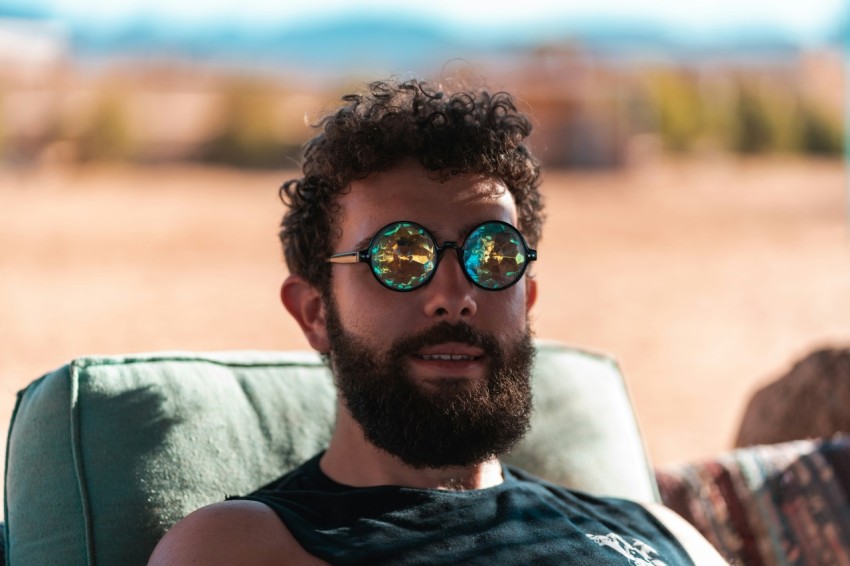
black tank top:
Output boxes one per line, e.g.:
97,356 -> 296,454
234,453 -> 694,565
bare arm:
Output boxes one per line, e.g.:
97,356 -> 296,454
147,500 -> 326,566
642,503 -> 729,565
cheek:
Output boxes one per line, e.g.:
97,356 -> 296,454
331,269 -> 409,337
479,286 -> 529,329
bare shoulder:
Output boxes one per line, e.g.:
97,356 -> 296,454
147,500 -> 327,566
641,502 -> 729,565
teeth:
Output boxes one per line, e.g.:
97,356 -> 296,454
420,354 -> 475,361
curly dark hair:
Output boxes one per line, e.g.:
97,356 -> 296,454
279,78 -> 544,294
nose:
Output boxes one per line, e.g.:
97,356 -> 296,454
421,249 -> 478,320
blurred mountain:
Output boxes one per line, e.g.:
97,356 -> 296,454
0,4 -> 48,19
4,10 -> 832,73
71,15 -> 478,71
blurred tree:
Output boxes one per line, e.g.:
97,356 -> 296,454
200,80 -> 298,168
76,91 -> 133,162
638,67 -> 844,159
0,91 -> 5,162
796,97 -> 844,155
729,79 -> 775,154
647,69 -> 704,153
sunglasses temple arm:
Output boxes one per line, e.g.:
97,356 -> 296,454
327,251 -> 363,264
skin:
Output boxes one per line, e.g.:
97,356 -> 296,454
149,161 -> 726,564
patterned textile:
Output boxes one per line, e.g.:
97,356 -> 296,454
655,435 -> 850,566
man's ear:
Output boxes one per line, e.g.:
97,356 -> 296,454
525,276 -> 538,311
281,274 -> 330,353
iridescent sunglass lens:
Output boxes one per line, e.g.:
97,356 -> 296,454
370,222 -> 436,290
464,223 -> 527,289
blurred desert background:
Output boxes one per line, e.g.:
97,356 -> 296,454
0,0 -> 848,481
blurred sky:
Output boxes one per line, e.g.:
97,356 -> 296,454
1,0 -> 847,45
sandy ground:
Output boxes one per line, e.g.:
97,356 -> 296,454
1,157 -> 848,475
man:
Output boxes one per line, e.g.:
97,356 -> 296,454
149,78 -> 725,564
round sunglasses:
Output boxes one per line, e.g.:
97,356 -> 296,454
328,220 -> 537,292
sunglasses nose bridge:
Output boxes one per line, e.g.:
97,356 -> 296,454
430,240 -> 473,284
434,241 -> 466,266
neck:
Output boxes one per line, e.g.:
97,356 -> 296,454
320,403 -> 504,490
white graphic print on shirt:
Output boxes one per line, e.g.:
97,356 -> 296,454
587,532 -> 669,565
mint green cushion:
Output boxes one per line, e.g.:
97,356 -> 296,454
4,341 -> 657,566
503,341 -> 657,502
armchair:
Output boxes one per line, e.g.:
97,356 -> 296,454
4,340 -> 657,565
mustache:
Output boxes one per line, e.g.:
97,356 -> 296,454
391,322 -> 501,358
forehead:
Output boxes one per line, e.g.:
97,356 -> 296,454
336,162 -> 517,247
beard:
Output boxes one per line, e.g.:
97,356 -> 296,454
324,295 -> 535,469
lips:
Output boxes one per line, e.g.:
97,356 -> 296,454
413,342 -> 484,362
418,354 -> 477,361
